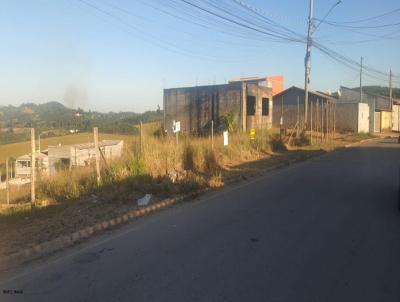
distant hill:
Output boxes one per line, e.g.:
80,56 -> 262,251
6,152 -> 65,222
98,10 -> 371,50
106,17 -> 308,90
0,102 -> 163,144
350,86 -> 400,99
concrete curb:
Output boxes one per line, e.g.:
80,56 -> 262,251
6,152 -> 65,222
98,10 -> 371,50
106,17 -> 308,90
344,137 -> 379,148
0,191 -> 205,271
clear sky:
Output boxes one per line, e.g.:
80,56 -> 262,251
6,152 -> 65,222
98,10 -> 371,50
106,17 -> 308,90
0,0 -> 399,112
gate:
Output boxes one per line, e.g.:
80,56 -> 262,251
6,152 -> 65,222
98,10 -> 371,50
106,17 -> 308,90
374,112 -> 381,133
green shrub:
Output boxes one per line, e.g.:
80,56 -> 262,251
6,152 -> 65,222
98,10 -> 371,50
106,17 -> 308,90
127,156 -> 146,176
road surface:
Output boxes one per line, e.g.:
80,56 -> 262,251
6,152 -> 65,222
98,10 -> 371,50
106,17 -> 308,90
1,138 -> 400,301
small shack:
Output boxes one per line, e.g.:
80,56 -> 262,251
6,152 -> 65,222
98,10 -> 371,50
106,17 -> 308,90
15,152 -> 49,179
47,140 -> 123,175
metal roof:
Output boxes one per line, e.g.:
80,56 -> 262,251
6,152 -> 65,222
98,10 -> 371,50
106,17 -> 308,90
48,140 -> 123,150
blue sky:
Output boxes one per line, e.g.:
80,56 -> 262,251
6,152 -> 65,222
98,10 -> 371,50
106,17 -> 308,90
0,0 -> 399,112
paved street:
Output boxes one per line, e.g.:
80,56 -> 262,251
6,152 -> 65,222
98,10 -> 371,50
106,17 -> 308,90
1,138 -> 400,302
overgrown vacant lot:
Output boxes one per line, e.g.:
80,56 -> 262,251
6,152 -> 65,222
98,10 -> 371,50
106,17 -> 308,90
0,130 -> 374,257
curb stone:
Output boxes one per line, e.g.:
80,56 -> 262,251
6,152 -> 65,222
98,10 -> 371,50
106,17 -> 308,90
0,191 -> 204,272
344,137 -> 379,148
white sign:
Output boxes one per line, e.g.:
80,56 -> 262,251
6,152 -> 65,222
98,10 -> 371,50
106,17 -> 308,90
223,131 -> 228,146
172,120 -> 181,133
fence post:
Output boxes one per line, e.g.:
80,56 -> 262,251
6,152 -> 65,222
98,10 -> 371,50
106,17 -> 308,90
297,96 -> 300,136
333,102 -> 336,140
321,101 -> 324,142
310,102 -> 313,144
93,127 -> 101,186
140,121 -> 143,154
6,158 -> 10,205
31,128 -> 36,207
211,120 -> 214,150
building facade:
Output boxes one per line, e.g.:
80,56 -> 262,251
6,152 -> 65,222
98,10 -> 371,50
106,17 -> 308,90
272,86 -> 337,129
163,81 -> 273,134
337,87 -> 392,133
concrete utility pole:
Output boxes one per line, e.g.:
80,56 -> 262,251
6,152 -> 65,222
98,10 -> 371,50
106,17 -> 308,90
360,57 -> 363,102
303,0 -> 314,129
389,69 -> 393,110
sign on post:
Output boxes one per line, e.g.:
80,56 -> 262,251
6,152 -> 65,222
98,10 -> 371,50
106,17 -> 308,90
172,120 -> 181,133
250,128 -> 255,140
172,120 -> 181,146
223,131 -> 229,146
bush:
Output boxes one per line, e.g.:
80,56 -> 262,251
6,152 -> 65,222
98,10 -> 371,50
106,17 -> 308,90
269,134 -> 287,152
203,149 -> 219,174
293,132 -> 310,146
183,144 -> 196,171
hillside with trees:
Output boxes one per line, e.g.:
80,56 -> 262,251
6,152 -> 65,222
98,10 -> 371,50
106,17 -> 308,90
0,102 -> 162,144
350,86 -> 400,99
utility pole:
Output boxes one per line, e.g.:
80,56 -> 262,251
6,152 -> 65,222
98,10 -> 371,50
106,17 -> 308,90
389,69 -> 393,110
360,57 -> 363,102
304,0 -> 314,129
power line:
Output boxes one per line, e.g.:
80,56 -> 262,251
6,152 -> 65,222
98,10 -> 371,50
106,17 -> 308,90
322,7 -> 400,24
314,19 -> 400,29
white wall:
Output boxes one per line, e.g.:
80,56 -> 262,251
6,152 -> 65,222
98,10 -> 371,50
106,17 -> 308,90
358,103 -> 370,133
392,105 -> 400,132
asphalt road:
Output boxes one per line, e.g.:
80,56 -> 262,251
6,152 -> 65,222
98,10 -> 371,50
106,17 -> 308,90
1,138 -> 400,302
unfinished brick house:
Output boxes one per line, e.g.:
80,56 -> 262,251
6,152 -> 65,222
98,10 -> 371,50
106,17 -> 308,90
163,78 -> 273,134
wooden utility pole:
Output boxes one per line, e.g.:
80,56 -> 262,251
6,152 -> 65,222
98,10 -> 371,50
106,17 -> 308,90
31,128 -> 36,207
93,127 -> 101,186
211,120 -> 214,150
6,158 -> 10,205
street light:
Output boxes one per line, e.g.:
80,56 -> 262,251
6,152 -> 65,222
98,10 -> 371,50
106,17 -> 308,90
313,1 -> 342,33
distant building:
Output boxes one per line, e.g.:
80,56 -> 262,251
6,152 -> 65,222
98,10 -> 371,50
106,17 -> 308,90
47,140 -> 123,175
164,79 -> 273,133
272,86 -> 337,129
337,87 -> 392,133
15,152 -> 49,179
14,140 -> 124,179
